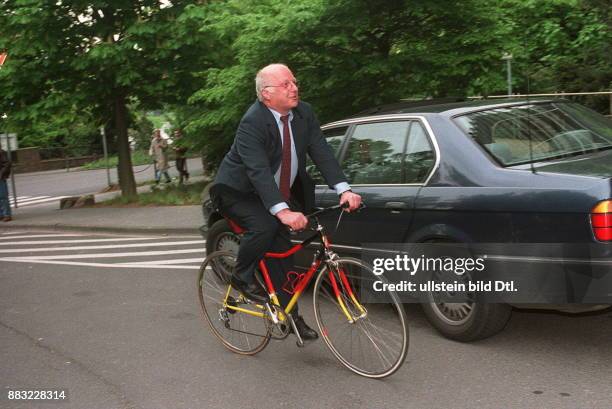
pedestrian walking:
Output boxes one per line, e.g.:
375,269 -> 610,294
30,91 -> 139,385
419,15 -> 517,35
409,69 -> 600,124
0,146 -> 12,222
149,129 -> 171,184
173,129 -> 190,184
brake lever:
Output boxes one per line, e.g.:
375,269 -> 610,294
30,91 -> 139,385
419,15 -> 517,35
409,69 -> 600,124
334,208 -> 345,233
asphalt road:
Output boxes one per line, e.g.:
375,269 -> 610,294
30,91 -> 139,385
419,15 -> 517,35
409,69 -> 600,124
11,158 -> 205,199
1,230 -> 611,409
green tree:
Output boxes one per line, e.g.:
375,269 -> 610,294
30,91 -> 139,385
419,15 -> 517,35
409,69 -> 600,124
498,0 -> 611,109
179,0 -> 508,169
0,0 -> 197,197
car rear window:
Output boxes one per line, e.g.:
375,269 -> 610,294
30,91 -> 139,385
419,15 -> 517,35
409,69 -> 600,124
454,102 -> 612,166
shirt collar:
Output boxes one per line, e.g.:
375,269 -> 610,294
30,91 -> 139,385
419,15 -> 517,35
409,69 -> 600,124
267,107 -> 293,124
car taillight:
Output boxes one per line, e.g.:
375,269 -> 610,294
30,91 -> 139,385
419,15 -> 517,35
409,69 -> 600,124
591,200 -> 612,241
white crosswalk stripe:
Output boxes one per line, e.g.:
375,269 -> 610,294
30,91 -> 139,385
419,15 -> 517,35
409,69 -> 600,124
0,231 -> 208,270
0,233 -> 86,240
0,237 -> 160,245
0,240 -> 206,253
10,195 -> 69,208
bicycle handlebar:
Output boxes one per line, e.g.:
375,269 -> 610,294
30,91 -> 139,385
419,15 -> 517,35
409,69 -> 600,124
306,202 -> 365,219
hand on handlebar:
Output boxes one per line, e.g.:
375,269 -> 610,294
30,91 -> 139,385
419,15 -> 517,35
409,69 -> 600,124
276,209 -> 308,231
339,190 -> 362,212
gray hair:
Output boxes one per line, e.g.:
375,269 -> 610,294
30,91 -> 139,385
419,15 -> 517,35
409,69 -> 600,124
255,72 -> 266,101
255,63 -> 290,101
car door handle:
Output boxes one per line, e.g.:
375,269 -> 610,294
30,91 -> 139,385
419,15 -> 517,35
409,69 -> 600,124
385,201 -> 409,210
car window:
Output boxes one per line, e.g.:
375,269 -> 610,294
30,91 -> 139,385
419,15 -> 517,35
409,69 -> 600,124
343,121 -> 411,184
307,126 -> 348,185
454,102 -> 612,166
404,122 -> 435,183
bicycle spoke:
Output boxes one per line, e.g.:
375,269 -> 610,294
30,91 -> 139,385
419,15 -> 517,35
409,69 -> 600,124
198,251 -> 270,355
314,258 -> 408,378
356,320 -> 393,369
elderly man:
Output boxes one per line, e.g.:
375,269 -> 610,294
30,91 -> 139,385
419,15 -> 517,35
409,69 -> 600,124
210,63 -> 361,340
149,129 -> 171,184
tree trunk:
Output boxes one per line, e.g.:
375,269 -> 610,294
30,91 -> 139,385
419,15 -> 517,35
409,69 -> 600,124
114,94 -> 137,198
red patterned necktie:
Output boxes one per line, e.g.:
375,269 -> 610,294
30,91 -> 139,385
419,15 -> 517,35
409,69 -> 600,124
279,115 -> 291,201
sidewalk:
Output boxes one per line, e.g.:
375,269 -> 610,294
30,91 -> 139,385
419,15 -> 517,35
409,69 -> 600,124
1,180 -> 208,236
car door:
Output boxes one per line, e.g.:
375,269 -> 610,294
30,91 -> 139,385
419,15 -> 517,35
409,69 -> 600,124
330,120 -> 437,252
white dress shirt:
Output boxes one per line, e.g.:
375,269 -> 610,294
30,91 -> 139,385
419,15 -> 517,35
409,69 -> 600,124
267,108 -> 351,215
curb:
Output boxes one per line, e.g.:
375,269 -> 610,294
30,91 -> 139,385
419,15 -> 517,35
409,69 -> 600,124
1,223 -> 201,236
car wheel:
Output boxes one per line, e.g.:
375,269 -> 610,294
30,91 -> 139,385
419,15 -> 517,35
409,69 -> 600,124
421,300 -> 511,342
419,239 -> 512,341
206,219 -> 241,256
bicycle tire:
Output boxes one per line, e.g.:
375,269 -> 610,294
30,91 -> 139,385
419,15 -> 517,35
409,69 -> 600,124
197,250 -> 270,355
313,257 -> 409,378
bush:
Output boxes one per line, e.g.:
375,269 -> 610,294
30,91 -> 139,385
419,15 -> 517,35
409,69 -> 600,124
100,180 -> 209,206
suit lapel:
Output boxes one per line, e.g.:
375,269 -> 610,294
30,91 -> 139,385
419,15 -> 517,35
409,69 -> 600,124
258,101 -> 280,148
291,107 -> 306,166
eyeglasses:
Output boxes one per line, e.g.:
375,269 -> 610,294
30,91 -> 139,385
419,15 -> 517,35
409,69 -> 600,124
263,79 -> 299,90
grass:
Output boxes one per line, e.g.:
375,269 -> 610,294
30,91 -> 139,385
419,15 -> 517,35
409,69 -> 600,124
98,180 -> 210,207
81,151 -> 152,170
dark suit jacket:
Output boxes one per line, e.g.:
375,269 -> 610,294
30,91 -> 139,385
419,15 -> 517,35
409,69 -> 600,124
214,100 -> 347,212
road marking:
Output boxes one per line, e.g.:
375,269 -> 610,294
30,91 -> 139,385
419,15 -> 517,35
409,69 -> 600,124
0,232 -> 209,270
7,248 -> 205,260
0,234 -> 85,241
0,237 -> 160,246
16,195 -> 50,202
0,239 -> 206,254
121,257 -> 205,265
18,196 -> 69,206
10,195 -> 69,207
0,258 -> 200,270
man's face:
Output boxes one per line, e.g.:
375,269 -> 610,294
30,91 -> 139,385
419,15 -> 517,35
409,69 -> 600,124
262,66 -> 299,114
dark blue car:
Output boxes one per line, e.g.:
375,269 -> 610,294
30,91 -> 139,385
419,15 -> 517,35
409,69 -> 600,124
202,98 -> 612,341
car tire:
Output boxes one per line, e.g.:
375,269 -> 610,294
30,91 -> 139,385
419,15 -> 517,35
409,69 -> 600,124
421,301 -> 512,342
206,219 -> 241,256
419,239 -> 512,342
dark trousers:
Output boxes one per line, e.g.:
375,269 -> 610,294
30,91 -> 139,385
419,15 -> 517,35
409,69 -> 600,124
0,179 -> 11,217
176,158 -> 189,183
212,187 -> 297,312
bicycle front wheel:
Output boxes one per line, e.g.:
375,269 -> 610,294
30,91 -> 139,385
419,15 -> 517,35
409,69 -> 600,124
197,250 -> 270,355
313,257 -> 409,378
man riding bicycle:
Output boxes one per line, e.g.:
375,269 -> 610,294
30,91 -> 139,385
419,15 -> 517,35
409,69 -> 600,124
210,63 -> 361,341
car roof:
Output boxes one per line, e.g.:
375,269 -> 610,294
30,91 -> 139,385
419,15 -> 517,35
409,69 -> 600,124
351,97 -> 560,117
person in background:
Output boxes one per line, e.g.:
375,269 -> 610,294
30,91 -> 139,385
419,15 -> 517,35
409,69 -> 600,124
0,146 -> 12,222
173,129 -> 190,184
149,129 -> 171,184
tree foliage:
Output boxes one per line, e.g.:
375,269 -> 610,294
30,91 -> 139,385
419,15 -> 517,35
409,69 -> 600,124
1,0 -> 610,179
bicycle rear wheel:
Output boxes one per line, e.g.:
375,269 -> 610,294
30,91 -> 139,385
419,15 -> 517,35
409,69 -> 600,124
197,250 -> 270,355
313,257 -> 409,378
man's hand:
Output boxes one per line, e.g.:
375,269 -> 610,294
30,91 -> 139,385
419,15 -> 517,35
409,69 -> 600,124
339,190 -> 362,212
276,209 -> 308,231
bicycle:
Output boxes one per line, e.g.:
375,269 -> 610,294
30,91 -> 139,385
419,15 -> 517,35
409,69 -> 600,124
197,204 -> 409,378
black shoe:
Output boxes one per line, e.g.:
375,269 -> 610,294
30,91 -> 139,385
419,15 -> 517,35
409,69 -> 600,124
230,275 -> 268,303
291,315 -> 319,341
